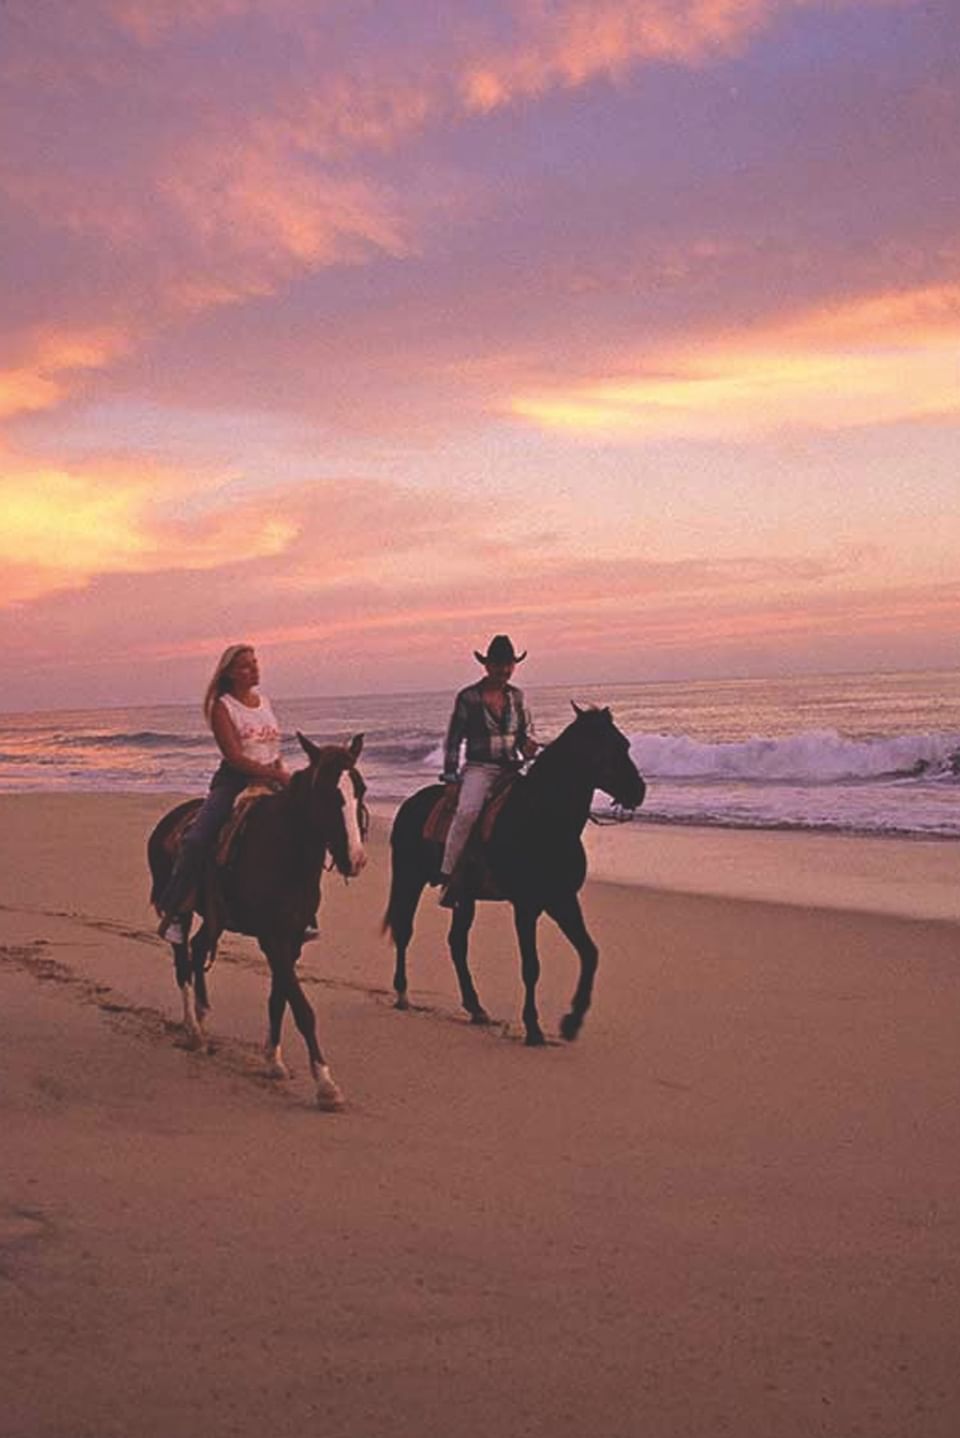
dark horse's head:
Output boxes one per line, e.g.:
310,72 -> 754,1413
292,731 -> 368,878
567,703 -> 645,811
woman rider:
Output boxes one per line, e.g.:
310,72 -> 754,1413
156,644 -> 290,943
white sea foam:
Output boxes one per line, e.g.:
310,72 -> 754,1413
626,728 -> 960,784
1,671 -> 959,840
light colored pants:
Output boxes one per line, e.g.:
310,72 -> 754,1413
441,763 -> 503,877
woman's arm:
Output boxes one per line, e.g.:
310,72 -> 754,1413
211,700 -> 290,786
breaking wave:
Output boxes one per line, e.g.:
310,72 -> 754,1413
628,729 -> 960,784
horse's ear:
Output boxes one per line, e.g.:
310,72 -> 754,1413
348,733 -> 364,761
571,701 -> 584,716
297,730 -> 323,764
602,707 -> 612,721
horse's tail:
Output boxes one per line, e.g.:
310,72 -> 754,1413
147,818 -> 171,912
381,868 -> 405,939
147,799 -> 202,913
381,786 -> 441,942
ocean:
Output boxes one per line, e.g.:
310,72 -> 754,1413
1,668 -> 959,841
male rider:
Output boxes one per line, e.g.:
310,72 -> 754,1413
439,635 -> 539,900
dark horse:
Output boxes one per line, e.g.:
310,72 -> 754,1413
147,732 -> 367,1108
383,706 -> 645,1045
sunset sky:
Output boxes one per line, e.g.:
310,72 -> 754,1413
2,0 -> 958,710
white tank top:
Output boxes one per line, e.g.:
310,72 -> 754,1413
218,692 -> 281,766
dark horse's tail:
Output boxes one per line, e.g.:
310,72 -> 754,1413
381,784 -> 443,939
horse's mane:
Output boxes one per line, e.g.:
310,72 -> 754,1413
288,743 -> 353,791
529,706 -> 614,770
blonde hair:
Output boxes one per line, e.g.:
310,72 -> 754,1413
203,644 -> 254,728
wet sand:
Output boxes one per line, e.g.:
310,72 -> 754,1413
2,793 -> 959,1438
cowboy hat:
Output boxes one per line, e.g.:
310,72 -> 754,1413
474,634 -> 527,665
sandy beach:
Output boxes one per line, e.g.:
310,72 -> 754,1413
2,793 -> 960,1438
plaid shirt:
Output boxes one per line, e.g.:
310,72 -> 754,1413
441,682 -> 535,781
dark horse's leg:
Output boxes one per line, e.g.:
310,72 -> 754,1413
385,854 -> 428,1011
263,937 -> 291,1078
546,892 -> 599,1041
447,897 -> 490,1024
384,786 -> 445,1011
262,935 -> 344,1109
513,902 -> 546,1047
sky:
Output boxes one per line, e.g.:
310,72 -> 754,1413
1,0 -> 959,710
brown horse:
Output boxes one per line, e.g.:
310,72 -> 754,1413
147,732 -> 367,1108
383,706 -> 645,1045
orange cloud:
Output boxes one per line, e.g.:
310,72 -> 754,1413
511,277 -> 960,439
160,141 -> 411,286
461,0 -> 804,112
0,448 -> 503,614
0,455 -> 300,607
105,0 -> 272,42
786,282 -> 960,348
0,328 -> 128,421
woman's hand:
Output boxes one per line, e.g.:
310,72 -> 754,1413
268,760 -> 292,788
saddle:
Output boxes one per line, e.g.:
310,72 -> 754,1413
215,784 -> 274,866
164,785 -> 272,869
422,773 -> 516,848
424,773 -> 517,902
155,786 -> 273,951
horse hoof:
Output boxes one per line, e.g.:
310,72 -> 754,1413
469,1008 -> 491,1026
524,1028 -> 546,1047
184,1028 -> 204,1051
559,1013 -> 582,1042
394,994 -> 410,1011
315,1066 -> 345,1111
264,1046 -> 290,1079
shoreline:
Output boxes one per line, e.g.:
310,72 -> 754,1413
582,818 -> 960,924
1,789 -> 957,924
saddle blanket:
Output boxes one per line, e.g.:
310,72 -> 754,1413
422,775 -> 516,847
216,784 -> 273,866
162,784 -> 272,871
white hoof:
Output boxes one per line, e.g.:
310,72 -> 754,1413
314,1065 -> 345,1111
263,1044 -> 290,1079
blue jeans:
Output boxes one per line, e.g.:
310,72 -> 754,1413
158,764 -> 248,917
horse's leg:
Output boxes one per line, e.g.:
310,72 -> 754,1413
546,892 -> 599,1041
386,858 -> 427,1011
171,928 -> 204,1050
263,939 -> 344,1109
447,897 -> 489,1023
513,903 -> 546,1047
188,921 -> 216,1049
263,945 -> 291,1079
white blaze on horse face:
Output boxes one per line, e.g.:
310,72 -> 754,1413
339,768 -> 366,875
